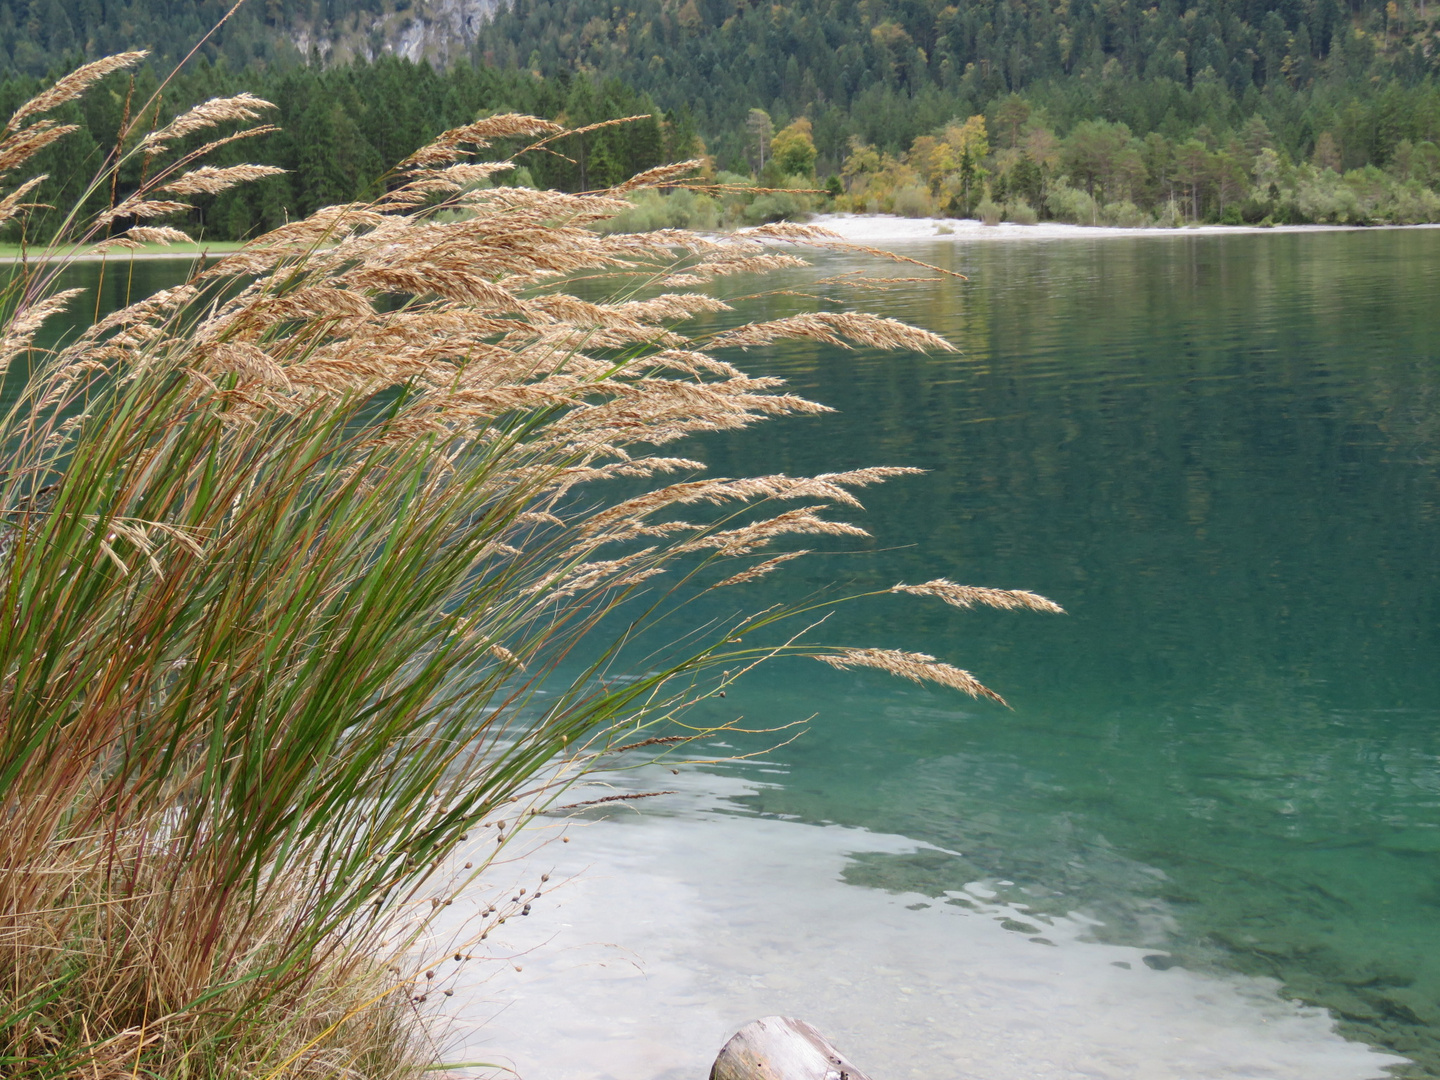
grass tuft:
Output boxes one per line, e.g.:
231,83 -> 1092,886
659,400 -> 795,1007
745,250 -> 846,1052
0,56 -> 1057,1077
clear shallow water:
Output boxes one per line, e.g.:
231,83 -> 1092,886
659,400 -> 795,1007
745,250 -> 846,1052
435,768 -> 1405,1080
34,233 -> 1440,1076
668,230 -> 1440,1075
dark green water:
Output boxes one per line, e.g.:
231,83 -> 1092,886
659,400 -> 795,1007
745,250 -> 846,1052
679,229 -> 1440,1076
40,232 -> 1440,1072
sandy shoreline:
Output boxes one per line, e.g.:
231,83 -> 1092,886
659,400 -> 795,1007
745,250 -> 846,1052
0,248 -> 233,265
6,216 -> 1435,266
802,212 -> 1440,245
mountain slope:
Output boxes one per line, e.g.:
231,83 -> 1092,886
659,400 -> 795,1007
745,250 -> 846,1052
474,0 -> 1439,163
0,0 -> 501,76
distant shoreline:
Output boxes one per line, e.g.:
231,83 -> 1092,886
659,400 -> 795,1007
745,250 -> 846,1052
0,246 -> 239,266
800,213 -> 1440,245
8,218 -> 1437,270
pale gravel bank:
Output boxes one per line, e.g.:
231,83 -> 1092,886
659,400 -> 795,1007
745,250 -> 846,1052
0,248 -> 236,265
801,212 -> 1440,246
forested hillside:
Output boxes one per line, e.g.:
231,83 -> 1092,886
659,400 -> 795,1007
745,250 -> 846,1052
2,0 -> 335,75
0,56 -> 676,241
470,0 -> 1440,224
3,0 -> 1440,233
0,0 -> 509,74
476,0 -> 1440,169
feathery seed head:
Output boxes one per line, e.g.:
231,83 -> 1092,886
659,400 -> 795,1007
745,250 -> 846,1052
817,648 -> 1008,705
890,579 -> 1064,613
6,51 -> 147,132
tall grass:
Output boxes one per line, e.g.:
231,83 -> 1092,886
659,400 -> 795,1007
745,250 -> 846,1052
0,54 -> 1058,1077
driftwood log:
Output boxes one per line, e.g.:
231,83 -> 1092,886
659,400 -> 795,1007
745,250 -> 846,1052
709,1016 -> 875,1080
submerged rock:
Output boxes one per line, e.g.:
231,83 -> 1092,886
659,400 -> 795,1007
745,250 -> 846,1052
711,1017 -> 873,1080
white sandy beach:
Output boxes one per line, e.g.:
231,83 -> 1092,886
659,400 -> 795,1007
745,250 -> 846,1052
9,215 -> 1434,266
0,247 -> 237,265
802,212 -> 1440,246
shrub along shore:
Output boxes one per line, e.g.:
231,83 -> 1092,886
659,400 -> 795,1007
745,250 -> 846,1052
593,111 -> 1440,234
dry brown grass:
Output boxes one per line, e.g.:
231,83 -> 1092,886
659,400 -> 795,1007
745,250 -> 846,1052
0,54 -> 1058,1078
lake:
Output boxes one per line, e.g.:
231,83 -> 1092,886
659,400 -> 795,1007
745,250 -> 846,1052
45,229 -> 1440,1078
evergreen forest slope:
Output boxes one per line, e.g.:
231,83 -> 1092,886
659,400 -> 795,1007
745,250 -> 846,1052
2,0 -> 1440,234
0,0 -> 507,75
477,0 -> 1440,172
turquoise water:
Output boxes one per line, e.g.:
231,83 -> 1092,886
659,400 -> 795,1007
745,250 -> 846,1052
675,229 -> 1440,1075
35,232 -> 1440,1073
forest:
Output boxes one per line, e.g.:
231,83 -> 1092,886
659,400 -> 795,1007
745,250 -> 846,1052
0,0 -> 378,76
2,0 -> 1440,235
477,0 -> 1440,223
0,56 -> 681,241
475,0 -> 1440,167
